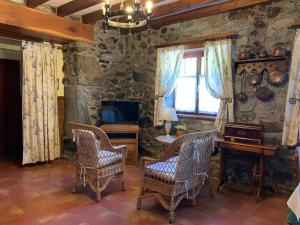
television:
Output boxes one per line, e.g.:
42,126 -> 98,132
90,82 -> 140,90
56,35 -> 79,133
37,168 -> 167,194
100,101 -> 139,125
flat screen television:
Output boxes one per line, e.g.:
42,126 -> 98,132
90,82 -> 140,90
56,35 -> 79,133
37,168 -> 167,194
100,101 -> 139,125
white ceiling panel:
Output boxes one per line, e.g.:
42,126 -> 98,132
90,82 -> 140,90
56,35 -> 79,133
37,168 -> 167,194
73,0 -> 123,16
73,4 -> 103,16
46,0 -> 72,7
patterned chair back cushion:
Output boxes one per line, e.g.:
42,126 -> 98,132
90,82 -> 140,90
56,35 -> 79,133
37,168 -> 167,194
175,141 -> 195,182
175,131 -> 215,182
73,129 -> 100,168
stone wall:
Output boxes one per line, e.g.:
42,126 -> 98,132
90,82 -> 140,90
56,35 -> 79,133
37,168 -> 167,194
63,0 -> 300,194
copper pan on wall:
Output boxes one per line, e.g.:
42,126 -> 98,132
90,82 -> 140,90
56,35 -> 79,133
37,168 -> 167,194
256,86 -> 274,101
267,70 -> 286,86
255,70 -> 274,102
246,69 -> 262,86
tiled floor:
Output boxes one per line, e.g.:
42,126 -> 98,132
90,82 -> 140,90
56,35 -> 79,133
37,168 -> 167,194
0,160 -> 288,225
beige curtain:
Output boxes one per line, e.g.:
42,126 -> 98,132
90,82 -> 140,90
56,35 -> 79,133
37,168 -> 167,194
204,39 -> 234,133
22,42 -> 60,165
154,46 -> 184,126
282,30 -> 300,146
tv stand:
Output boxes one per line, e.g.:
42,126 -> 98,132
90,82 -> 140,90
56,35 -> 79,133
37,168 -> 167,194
100,124 -> 139,165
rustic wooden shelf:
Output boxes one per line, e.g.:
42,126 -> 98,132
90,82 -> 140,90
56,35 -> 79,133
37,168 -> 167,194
235,56 -> 288,64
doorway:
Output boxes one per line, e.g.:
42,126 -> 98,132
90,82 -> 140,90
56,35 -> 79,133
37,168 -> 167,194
0,59 -> 22,162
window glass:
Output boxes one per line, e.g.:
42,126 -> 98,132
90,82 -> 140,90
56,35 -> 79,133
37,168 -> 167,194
174,50 -> 220,116
198,76 -> 220,113
201,56 -> 205,75
184,58 -> 197,76
175,77 -> 196,112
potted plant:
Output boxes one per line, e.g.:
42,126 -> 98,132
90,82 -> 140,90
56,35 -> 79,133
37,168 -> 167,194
174,124 -> 187,137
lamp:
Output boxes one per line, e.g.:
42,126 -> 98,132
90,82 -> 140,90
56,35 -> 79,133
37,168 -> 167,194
102,0 -> 153,34
160,108 -> 178,136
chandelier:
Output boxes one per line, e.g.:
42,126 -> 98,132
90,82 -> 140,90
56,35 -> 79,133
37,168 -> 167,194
102,0 -> 153,33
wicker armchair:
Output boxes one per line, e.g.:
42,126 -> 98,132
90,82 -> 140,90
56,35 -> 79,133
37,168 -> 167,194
137,130 -> 216,223
69,122 -> 127,201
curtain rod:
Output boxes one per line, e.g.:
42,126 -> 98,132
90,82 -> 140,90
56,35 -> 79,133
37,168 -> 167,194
155,32 -> 239,49
22,40 -> 62,50
0,36 -> 62,50
288,18 -> 300,29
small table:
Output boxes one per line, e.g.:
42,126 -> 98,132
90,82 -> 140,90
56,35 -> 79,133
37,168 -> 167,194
155,135 -> 177,145
215,136 -> 279,202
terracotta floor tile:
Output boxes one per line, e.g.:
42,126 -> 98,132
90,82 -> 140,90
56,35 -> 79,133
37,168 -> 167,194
4,214 -> 41,225
0,205 -> 25,224
43,213 -> 83,225
85,211 -> 127,225
243,216 -> 281,225
0,160 -> 289,225
252,205 -> 287,224
205,207 -> 250,225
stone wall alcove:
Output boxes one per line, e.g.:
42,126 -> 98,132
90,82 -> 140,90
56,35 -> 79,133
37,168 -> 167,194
63,0 -> 300,194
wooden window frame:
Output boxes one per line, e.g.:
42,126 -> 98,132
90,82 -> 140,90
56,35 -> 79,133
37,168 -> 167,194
174,48 -> 217,119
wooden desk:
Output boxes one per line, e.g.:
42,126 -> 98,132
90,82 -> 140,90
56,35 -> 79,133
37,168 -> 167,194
215,136 -> 279,202
155,135 -> 177,145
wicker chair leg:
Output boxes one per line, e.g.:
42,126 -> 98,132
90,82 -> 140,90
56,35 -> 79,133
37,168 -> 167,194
137,195 -> 142,210
121,175 -> 125,191
168,210 -> 174,224
192,198 -> 196,206
72,168 -> 80,193
96,191 -> 101,202
122,165 -> 126,191
72,184 -> 77,193
191,187 -> 196,206
207,179 -> 214,197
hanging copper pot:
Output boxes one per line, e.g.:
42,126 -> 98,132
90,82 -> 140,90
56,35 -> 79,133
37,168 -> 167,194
255,70 -> 274,102
238,50 -> 250,60
267,70 -> 286,86
246,69 -> 262,86
256,87 -> 274,101
236,71 -> 248,103
273,46 -> 286,57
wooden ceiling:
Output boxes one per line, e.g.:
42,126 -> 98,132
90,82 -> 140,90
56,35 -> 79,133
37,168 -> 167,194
27,0 -> 276,29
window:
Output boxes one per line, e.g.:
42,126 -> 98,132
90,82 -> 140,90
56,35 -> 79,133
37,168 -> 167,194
174,49 -> 220,116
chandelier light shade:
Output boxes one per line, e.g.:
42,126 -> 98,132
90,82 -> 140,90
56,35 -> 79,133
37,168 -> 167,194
103,0 -> 153,33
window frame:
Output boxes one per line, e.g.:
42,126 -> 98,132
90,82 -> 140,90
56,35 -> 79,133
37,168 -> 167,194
174,48 -> 218,119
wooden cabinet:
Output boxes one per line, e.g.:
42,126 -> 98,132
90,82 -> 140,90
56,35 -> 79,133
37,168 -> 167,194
100,124 -> 139,165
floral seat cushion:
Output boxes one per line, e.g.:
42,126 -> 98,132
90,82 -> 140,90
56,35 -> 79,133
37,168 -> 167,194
98,150 -> 122,168
145,156 -> 179,182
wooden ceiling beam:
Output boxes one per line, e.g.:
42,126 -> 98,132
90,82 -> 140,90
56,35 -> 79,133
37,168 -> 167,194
27,0 -> 49,8
82,0 -> 164,24
0,1 -> 94,44
148,0 -> 275,28
82,10 -> 102,24
57,0 -> 104,17
153,0 -> 225,19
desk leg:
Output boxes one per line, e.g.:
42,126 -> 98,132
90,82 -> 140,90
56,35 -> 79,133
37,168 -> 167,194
257,153 -> 264,202
217,147 -> 227,191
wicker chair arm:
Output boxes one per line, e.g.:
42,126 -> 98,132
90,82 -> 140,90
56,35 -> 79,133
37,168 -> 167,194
112,145 -> 128,155
140,156 -> 161,169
